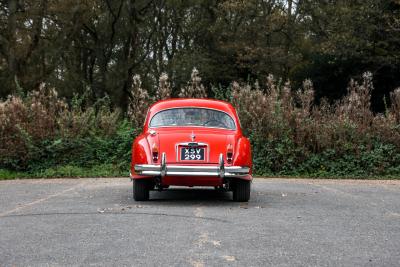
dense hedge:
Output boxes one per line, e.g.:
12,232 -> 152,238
0,121 -> 134,178
251,136 -> 400,178
1,71 -> 399,179
1,123 -> 399,179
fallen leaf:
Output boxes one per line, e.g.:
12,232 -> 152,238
222,255 -> 236,262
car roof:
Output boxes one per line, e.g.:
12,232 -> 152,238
148,98 -> 236,115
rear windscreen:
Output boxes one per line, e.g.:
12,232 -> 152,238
150,108 -> 236,130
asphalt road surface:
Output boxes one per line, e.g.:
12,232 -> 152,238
0,178 -> 399,267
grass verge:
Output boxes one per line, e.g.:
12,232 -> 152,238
1,167 -> 399,180
0,164 -> 129,180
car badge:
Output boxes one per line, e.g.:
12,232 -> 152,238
191,131 -> 196,141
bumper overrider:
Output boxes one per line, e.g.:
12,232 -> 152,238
134,153 -> 250,178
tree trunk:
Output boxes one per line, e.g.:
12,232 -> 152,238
284,0 -> 293,79
8,0 -> 17,92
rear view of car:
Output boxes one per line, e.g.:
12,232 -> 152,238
130,99 -> 252,201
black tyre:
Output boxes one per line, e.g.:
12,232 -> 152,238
232,179 -> 251,202
133,179 -> 150,201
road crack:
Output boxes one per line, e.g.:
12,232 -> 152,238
0,181 -> 87,218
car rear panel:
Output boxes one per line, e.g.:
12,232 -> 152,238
146,128 -> 237,165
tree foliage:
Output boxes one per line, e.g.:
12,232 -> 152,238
0,0 -> 399,111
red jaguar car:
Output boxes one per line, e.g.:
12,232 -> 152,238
130,98 -> 252,201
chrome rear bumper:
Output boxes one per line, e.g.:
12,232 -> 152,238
134,153 -> 249,178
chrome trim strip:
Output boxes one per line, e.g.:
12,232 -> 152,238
161,152 -> 167,177
150,125 -> 236,131
177,142 -> 208,146
219,153 -> 225,178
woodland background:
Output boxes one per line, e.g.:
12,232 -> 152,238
0,0 -> 400,178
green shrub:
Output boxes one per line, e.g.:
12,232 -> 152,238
1,71 -> 399,179
251,140 -> 400,178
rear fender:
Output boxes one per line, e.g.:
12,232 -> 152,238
131,135 -> 153,179
232,136 -> 252,178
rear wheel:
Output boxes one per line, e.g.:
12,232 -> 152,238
133,179 -> 150,201
232,179 -> 251,202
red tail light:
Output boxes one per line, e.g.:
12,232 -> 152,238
152,143 -> 159,162
227,144 -> 233,163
